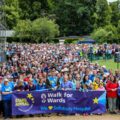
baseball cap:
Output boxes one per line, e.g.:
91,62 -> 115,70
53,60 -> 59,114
4,78 -> 9,82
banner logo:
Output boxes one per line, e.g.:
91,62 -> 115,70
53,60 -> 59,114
41,93 -> 47,103
15,93 -> 34,112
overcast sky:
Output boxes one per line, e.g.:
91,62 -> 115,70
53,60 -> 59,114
108,0 -> 117,2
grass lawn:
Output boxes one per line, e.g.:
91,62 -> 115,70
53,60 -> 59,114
93,59 -> 120,72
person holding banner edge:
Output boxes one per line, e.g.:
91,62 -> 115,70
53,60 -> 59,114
2,78 -> 13,120
106,76 -> 119,114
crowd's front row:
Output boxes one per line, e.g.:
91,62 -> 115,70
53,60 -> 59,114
0,72 -> 120,119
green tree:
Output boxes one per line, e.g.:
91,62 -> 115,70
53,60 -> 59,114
53,0 -> 96,36
117,20 -> 120,43
91,28 -> 107,43
3,0 -> 20,29
4,0 -> 120,44
91,25 -> 118,43
14,20 -> 32,41
104,25 -> 118,43
118,20 -> 120,33
32,17 -> 59,43
95,0 -> 112,28
110,0 -> 120,26
18,0 -> 41,20
18,0 -> 53,20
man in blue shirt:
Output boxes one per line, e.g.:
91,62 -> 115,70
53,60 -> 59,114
47,70 -> 60,90
61,75 -> 73,90
32,75 -> 38,86
2,79 -> 13,120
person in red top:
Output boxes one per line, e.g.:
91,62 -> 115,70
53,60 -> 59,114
106,76 -> 119,114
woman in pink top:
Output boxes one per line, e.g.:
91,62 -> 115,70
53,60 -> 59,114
98,82 -> 105,91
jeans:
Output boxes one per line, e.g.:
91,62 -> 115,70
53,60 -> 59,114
108,98 -> 117,112
3,100 -> 11,119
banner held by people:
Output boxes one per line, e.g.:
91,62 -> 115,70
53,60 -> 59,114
12,90 -> 106,115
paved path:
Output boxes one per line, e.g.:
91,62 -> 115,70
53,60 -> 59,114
0,114 -> 119,120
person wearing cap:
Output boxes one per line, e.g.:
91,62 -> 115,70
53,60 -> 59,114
2,78 -> 13,120
102,65 -> 108,73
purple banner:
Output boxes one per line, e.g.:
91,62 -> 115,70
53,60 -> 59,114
12,90 -> 106,115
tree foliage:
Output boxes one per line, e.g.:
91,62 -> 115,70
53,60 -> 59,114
95,0 -> 112,28
4,0 -> 120,43
117,20 -> 120,40
14,20 -> 32,39
32,17 -> 59,43
91,28 -> 107,43
110,0 -> 120,26
53,0 -> 96,36
18,0 -> 52,20
3,0 -> 20,29
14,17 -> 59,43
91,25 -> 119,43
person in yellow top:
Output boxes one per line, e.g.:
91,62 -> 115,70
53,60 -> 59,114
92,77 -> 101,90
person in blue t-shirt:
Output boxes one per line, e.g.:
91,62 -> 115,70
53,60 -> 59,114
9,77 -> 15,90
61,75 -> 73,90
2,79 -> 13,119
32,76 -> 38,86
47,70 -> 60,90
36,78 -> 47,91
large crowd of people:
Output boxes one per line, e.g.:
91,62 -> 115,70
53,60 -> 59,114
0,43 -> 120,120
